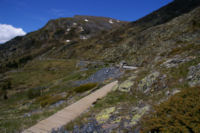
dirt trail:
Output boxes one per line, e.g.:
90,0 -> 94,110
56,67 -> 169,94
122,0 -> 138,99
23,81 -> 118,133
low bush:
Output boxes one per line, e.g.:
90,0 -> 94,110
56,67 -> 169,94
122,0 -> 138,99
40,95 -> 64,107
0,80 -> 12,99
169,43 -> 200,56
0,89 -> 6,99
35,95 -> 51,103
0,80 -> 12,91
141,87 -> 200,133
73,83 -> 97,93
27,88 -> 41,99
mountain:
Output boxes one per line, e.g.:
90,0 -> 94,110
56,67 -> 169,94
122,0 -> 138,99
0,0 -> 200,132
0,16 -> 127,71
1,0 -> 200,70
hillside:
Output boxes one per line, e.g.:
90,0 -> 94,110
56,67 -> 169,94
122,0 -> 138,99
0,0 -> 200,132
0,16 -> 127,72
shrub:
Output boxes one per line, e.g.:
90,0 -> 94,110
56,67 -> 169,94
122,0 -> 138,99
18,55 -> 32,64
27,88 -> 41,99
192,20 -> 200,28
1,80 -> 12,91
141,87 -> 200,133
40,95 -> 64,107
0,89 -> 7,100
35,95 -> 51,103
0,89 -> 3,97
5,60 -> 18,68
0,80 -> 12,100
73,83 -> 97,93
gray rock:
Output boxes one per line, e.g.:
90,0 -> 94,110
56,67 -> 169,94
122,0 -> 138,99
138,72 -> 160,93
24,113 -> 31,117
71,119 -> 105,133
187,63 -> 200,87
75,67 -> 123,85
165,90 -> 170,96
118,75 -> 136,92
162,56 -> 195,68
49,100 -> 65,109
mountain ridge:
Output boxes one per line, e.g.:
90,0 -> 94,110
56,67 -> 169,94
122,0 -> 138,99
1,0 -> 200,72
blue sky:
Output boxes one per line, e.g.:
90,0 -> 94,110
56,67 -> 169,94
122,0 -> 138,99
0,0 -> 173,43
0,0 -> 173,32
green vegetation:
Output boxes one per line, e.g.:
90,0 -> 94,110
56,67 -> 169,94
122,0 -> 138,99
169,43 -> 200,56
39,95 -> 64,107
0,58 -> 101,132
0,79 -> 12,100
161,57 -> 200,90
27,88 -> 41,99
66,83 -> 98,99
141,86 -> 200,133
3,55 -> 33,72
93,91 -> 136,109
192,20 -> 200,29
0,102 -> 61,133
73,83 -> 97,93
0,80 -> 12,91
8,59 -> 77,89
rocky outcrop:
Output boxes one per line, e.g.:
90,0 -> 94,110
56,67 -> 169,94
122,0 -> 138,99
187,63 -> 200,87
95,107 -> 116,124
118,75 -> 136,92
138,72 -> 160,93
162,56 -> 195,68
130,105 -> 150,126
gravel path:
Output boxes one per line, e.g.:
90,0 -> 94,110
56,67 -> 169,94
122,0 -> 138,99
23,81 -> 118,133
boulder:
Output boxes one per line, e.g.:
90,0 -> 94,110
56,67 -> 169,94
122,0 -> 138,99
138,72 -> 160,93
118,75 -> 136,92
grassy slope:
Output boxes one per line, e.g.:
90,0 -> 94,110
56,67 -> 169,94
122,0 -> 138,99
0,58 -> 105,132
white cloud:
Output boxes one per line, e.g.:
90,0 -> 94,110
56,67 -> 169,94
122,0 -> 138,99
0,24 -> 26,44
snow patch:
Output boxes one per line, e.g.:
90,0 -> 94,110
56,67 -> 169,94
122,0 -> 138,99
109,19 -> 114,24
73,23 -> 77,26
66,28 -> 71,32
84,19 -> 89,22
79,27 -> 84,32
66,40 -> 71,43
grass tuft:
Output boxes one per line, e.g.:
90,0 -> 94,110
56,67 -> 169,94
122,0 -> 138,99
36,94 -> 64,107
73,83 -> 98,93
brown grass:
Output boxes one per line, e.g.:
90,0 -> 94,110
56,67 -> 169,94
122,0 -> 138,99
141,86 -> 200,133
